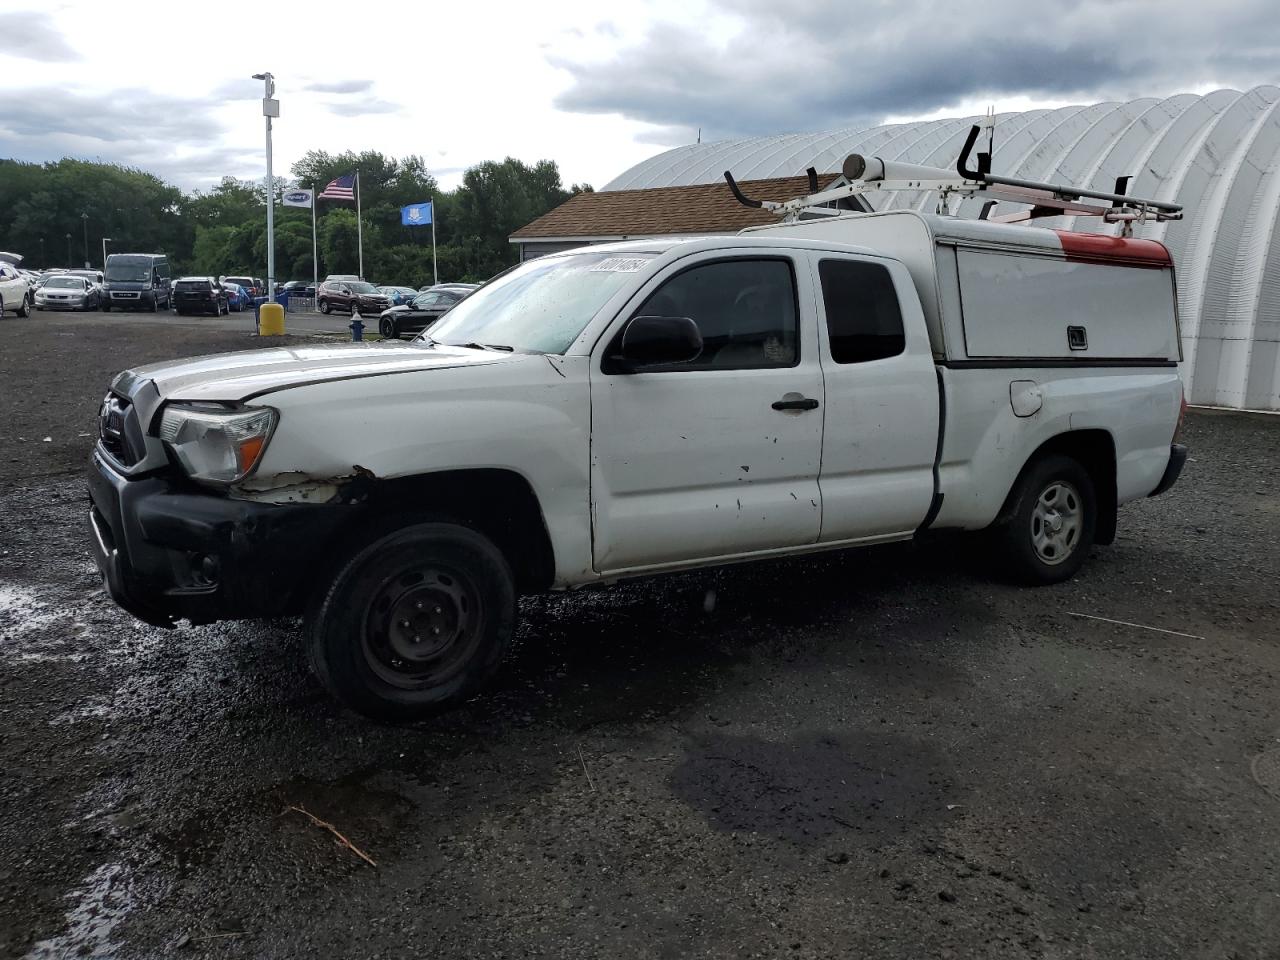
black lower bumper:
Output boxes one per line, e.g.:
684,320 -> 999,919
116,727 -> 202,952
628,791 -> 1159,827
1148,443 -> 1188,498
87,451 -> 353,626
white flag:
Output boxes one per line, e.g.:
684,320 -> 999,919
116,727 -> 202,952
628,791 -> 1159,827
282,188 -> 313,208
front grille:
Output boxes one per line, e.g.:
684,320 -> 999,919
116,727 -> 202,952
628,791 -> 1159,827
98,394 -> 141,466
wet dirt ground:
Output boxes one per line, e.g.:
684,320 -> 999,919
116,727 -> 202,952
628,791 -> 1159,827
2,314 -> 1279,959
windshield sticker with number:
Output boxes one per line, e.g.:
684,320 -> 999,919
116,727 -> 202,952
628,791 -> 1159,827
590,258 -> 648,273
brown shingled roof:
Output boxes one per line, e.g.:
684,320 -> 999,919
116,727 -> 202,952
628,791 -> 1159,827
510,174 -> 840,241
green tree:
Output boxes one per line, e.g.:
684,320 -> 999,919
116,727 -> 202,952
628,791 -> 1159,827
320,208 -> 361,275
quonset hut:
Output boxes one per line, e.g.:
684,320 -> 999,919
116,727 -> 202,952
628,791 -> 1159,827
516,88 -> 1280,411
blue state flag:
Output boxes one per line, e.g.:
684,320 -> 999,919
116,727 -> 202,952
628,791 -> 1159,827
401,201 -> 433,226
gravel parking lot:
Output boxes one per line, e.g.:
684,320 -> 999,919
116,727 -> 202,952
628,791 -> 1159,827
1,312 -> 1278,959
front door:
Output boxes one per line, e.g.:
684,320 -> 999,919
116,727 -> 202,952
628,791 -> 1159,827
590,253 -> 824,573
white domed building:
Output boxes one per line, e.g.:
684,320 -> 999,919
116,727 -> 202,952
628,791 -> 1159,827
513,87 -> 1280,411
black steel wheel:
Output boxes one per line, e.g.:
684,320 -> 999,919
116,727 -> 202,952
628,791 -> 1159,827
306,522 -> 516,720
995,454 -> 1096,585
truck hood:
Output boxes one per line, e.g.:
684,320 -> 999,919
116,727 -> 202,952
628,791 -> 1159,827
114,341 -> 515,403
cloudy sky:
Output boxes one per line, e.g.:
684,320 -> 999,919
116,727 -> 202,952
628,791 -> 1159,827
2,0 -> 1277,194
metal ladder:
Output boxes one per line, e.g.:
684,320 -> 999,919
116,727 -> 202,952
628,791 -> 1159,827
724,117 -> 1183,236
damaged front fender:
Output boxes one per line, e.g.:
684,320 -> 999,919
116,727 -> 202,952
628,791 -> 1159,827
234,465 -> 378,505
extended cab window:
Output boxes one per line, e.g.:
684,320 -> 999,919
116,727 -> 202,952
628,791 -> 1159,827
632,258 -> 798,369
819,259 -> 905,364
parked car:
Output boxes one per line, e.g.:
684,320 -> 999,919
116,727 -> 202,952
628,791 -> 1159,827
223,276 -> 260,298
87,206 -> 1187,720
222,282 -> 252,312
102,253 -> 171,312
280,280 -> 311,297
172,277 -> 229,316
0,260 -> 32,317
376,285 -> 418,307
325,274 -> 361,283
35,275 -> 101,311
67,269 -> 105,287
317,279 -> 390,316
377,284 -> 472,339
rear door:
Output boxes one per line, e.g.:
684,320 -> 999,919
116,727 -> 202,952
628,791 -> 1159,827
589,251 -> 824,573
810,254 -> 940,542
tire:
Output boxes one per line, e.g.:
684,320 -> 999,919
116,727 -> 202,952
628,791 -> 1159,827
150,296 -> 158,313
18,295 -> 31,318
319,299 -> 330,315
995,454 -> 1096,585
379,317 -> 398,339
306,522 -> 516,721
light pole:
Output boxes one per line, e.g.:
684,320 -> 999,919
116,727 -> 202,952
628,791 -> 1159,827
102,237 -> 112,272
253,72 -> 279,300
65,233 -> 71,266
80,212 -> 89,268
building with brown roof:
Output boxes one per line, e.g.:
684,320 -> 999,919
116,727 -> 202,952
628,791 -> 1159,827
509,174 -> 848,261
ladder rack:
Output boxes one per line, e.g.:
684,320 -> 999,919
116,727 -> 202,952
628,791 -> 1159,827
724,119 -> 1182,235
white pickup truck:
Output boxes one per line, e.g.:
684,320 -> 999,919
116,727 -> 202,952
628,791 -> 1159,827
88,209 -> 1187,719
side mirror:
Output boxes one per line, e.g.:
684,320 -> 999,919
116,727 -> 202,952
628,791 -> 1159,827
615,315 -> 702,371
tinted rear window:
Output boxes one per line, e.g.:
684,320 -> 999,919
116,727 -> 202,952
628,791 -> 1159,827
818,259 -> 905,364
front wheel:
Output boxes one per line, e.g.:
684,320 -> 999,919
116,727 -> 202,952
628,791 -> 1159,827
995,454 -> 1096,585
379,317 -> 398,339
306,522 -> 516,721
319,299 -> 330,315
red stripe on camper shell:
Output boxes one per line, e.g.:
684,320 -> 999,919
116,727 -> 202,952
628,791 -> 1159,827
1053,230 -> 1172,268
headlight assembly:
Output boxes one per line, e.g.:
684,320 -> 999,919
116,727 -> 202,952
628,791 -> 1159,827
158,403 -> 277,484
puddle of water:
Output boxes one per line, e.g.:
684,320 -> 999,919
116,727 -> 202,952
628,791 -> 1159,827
23,862 -> 136,960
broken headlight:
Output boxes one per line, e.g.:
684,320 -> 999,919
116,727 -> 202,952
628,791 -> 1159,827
158,403 -> 277,484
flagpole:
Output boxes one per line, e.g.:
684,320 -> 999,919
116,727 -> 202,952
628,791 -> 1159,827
431,198 -> 438,285
356,171 -> 364,280
311,185 -> 318,305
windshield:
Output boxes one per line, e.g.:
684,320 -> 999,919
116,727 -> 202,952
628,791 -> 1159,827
105,258 -> 155,282
426,252 -> 656,353
46,277 -> 84,289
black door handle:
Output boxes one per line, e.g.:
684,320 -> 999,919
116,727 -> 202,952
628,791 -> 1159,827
772,397 -> 820,411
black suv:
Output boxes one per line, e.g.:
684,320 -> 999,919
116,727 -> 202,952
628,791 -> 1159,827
173,277 -> 229,316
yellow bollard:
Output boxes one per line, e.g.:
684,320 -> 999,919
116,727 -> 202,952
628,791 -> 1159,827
259,302 -> 285,336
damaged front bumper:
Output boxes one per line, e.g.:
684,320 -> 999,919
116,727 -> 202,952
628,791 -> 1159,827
87,449 -> 352,626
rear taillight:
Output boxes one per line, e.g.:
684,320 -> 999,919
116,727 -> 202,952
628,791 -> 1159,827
1173,387 -> 1188,443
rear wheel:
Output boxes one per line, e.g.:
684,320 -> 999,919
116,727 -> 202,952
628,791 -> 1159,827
319,299 -> 331,314
306,522 -> 516,721
996,454 -> 1096,585
17,295 -> 31,318
379,316 -> 398,339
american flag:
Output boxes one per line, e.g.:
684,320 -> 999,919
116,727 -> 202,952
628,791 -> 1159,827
319,173 -> 356,201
